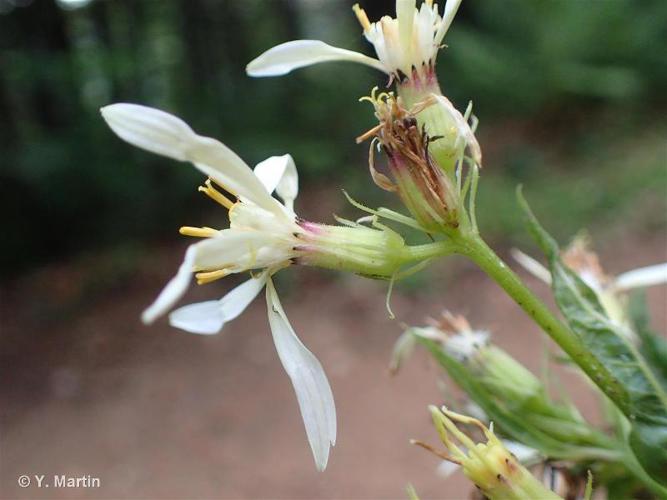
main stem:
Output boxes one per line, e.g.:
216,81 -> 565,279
452,232 -> 630,415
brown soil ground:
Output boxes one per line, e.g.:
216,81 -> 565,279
1,220 -> 665,499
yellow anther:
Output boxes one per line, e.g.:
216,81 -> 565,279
196,269 -> 230,285
179,226 -> 219,238
425,0 -> 433,6
352,4 -> 371,31
198,178 -> 235,209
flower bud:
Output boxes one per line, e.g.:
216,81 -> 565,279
419,407 -> 562,500
399,85 -> 481,173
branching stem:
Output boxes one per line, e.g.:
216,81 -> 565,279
449,232 -> 631,416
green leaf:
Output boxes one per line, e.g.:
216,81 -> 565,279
413,335 -> 612,460
629,291 -> 667,389
517,187 -> 667,486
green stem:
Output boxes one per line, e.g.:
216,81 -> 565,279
452,233 -> 631,416
406,240 -> 456,261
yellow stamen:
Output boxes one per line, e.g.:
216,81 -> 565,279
196,269 -> 230,285
198,178 -> 234,209
425,0 -> 433,6
352,4 -> 371,31
179,226 -> 219,238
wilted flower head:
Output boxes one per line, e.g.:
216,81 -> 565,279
247,0 -> 462,86
357,90 -> 463,232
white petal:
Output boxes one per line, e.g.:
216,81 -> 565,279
169,272 -> 268,334
435,0 -> 463,45
613,263 -> 667,291
100,104 -> 281,215
142,245 -> 196,324
389,330 -> 417,374
168,300 -> 226,335
219,272 -> 269,321
100,103 -> 193,161
265,279 -> 336,471
396,0 -> 415,53
502,440 -> 542,466
444,330 -> 490,361
193,229 -> 288,273
254,154 -> 299,211
436,460 -> 460,478
409,326 -> 449,343
511,248 -> 552,285
246,40 -> 388,77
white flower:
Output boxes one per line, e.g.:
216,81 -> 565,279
511,241 -> 667,335
246,0 -> 463,82
100,103 -> 335,471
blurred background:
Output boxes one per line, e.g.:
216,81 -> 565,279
1,0 -> 665,498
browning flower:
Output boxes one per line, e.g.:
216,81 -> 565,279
358,90 -> 461,232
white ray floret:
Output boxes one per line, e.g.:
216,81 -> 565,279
266,279 -> 336,471
101,103 -> 336,470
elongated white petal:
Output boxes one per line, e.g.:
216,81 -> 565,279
511,248 -> 552,285
613,263 -> 667,291
169,272 -> 268,334
246,40 -> 388,77
254,154 -> 299,211
168,300 -> 226,335
100,104 -> 281,215
435,0 -> 463,46
275,155 -> 299,211
142,245 -> 197,324
193,229 -> 289,273
389,330 -> 417,374
265,279 -> 336,471
219,272 -> 269,321
397,0 -> 416,53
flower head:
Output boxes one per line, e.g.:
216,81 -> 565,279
352,0 -> 462,83
246,0 -> 463,85
101,103 -> 339,470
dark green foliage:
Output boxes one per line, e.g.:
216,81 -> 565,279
630,292 -> 667,390
414,335 -> 612,460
